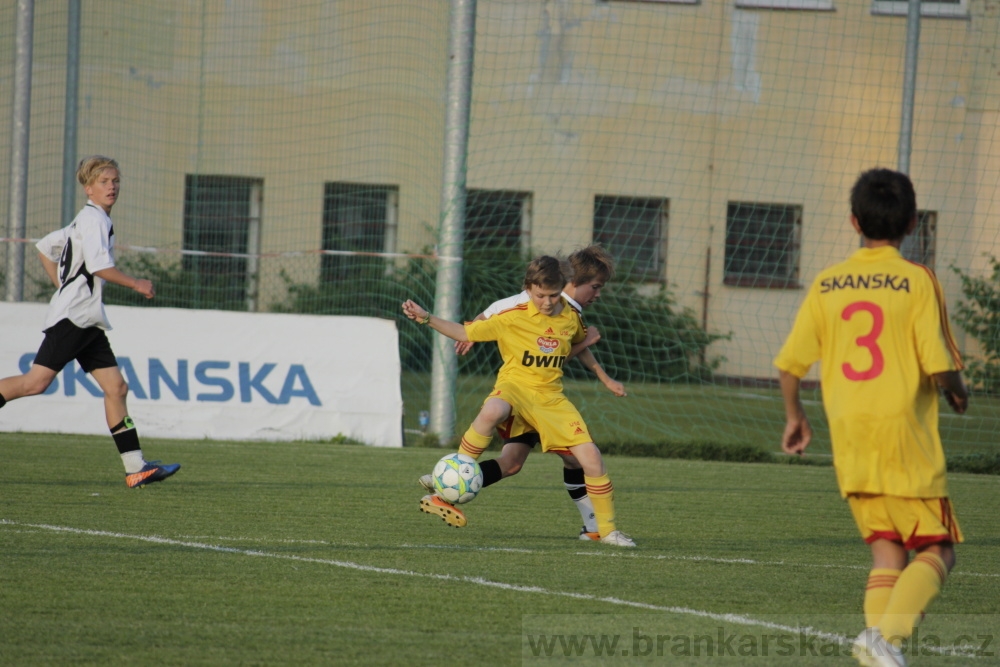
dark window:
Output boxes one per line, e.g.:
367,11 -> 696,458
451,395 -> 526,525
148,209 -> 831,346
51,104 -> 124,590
593,196 -> 667,280
183,175 -> 262,310
724,202 -> 801,288
465,190 -> 531,252
321,183 -> 397,282
901,210 -> 936,269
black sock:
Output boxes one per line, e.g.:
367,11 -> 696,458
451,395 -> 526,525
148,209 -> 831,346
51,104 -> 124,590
480,459 -> 503,487
0,392 -> 6,409
563,467 -> 587,500
112,428 -> 141,455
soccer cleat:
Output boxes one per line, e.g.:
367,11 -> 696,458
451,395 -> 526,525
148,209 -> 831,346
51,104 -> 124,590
852,628 -> 908,667
598,530 -> 636,548
578,526 -> 600,541
418,474 -> 435,493
419,494 -> 467,527
125,461 -> 181,488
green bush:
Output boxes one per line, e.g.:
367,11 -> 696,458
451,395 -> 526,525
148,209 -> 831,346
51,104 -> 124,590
951,257 -> 1000,394
274,251 -> 725,382
569,282 -> 728,383
104,254 -> 249,311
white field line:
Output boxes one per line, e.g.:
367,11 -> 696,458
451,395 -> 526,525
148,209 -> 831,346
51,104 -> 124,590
572,550 -> 1000,578
0,519 -> 985,658
19,526 -> 999,578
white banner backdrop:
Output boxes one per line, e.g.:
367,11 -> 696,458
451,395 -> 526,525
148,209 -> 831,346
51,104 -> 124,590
0,303 -> 403,446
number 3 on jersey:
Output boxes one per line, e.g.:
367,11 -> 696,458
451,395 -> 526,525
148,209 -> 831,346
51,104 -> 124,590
841,301 -> 884,381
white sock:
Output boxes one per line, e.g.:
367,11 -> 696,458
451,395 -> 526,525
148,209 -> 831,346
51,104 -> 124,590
574,495 -> 598,533
120,450 -> 146,474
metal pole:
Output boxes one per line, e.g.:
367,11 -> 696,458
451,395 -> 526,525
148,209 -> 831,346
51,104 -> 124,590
429,0 -> 476,442
898,0 -> 921,174
6,0 -> 34,302
61,0 -> 81,227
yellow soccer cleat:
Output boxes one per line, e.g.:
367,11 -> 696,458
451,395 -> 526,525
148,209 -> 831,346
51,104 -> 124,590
419,494 -> 467,528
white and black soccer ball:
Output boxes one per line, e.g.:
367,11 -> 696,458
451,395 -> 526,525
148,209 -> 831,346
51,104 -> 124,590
432,452 -> 483,504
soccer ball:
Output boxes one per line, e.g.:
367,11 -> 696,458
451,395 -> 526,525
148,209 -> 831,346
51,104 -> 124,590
432,453 -> 483,504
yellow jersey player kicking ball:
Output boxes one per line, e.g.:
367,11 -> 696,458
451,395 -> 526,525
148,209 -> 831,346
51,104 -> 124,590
775,168 -> 967,667
402,255 -> 635,547
419,245 -> 626,542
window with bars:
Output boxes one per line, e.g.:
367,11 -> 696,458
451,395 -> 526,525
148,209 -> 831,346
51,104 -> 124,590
321,183 -> 398,283
871,0 -> 966,17
900,210 -> 937,269
724,202 -> 801,288
593,195 -> 668,281
465,189 -> 532,254
183,175 -> 262,311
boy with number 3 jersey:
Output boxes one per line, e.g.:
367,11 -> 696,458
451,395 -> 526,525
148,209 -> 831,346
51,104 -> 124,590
774,168 -> 967,667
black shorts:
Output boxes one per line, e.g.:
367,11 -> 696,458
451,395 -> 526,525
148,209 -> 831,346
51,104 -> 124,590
503,432 -> 541,448
34,319 -> 118,373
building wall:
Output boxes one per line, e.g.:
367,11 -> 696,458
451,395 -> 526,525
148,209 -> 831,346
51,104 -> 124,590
1,0 -> 995,379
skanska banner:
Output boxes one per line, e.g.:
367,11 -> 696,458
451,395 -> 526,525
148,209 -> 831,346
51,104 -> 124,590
0,303 -> 403,446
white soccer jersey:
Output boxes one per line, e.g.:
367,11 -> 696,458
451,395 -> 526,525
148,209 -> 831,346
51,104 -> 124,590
36,202 -> 116,331
479,290 -> 582,319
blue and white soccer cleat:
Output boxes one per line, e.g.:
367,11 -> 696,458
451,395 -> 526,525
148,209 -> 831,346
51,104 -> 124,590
126,461 -> 181,488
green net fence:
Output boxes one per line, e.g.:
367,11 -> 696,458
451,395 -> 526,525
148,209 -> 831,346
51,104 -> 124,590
2,0 -> 999,460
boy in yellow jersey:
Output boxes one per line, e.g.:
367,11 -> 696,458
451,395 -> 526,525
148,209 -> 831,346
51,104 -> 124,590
774,168 -> 967,667
402,255 -> 635,547
419,245 -> 626,542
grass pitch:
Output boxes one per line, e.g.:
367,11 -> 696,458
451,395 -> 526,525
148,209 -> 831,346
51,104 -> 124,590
1,433 -> 998,665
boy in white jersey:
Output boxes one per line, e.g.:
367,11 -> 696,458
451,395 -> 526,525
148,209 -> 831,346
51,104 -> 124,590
0,156 -> 180,488
403,256 -> 634,547
419,246 -> 625,541
775,168 -> 966,667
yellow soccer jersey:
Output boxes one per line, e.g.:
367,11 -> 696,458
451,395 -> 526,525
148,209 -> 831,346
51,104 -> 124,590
464,297 -> 586,394
774,246 -> 963,498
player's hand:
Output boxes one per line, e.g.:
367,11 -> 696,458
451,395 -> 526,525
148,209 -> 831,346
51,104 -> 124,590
604,378 -> 627,397
455,340 -> 475,355
134,278 -> 155,299
781,415 -> 812,455
943,389 -> 968,415
401,300 -> 429,323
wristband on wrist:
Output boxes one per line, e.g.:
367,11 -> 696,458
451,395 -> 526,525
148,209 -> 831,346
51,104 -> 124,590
419,313 -> 431,325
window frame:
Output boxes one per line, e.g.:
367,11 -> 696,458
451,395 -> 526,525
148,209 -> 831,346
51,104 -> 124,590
870,0 -> 967,18
320,182 -> 399,284
736,0 -> 835,10
464,189 -> 533,256
723,201 -> 802,289
592,194 -> 669,282
900,210 -> 937,269
182,174 -> 263,311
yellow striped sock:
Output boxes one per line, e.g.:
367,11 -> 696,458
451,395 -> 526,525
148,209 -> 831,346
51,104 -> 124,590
458,427 -> 492,460
879,552 -> 947,647
864,568 -> 901,628
584,474 -> 616,537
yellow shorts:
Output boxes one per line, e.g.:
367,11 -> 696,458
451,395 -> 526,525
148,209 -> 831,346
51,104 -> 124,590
488,382 -> 592,452
847,494 -> 963,549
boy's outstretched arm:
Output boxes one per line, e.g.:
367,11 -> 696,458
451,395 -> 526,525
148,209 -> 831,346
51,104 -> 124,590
575,347 -> 626,397
933,370 -> 969,414
401,299 -> 469,342
455,313 -> 486,355
38,253 -> 59,288
94,267 -> 155,299
569,325 -> 601,359
779,369 -> 812,455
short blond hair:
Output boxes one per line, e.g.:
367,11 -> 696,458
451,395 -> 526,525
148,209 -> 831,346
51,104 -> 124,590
76,155 -> 120,186
522,255 -> 567,291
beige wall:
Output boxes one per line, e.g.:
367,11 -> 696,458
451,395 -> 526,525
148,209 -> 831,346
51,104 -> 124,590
1,0 -> 996,378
